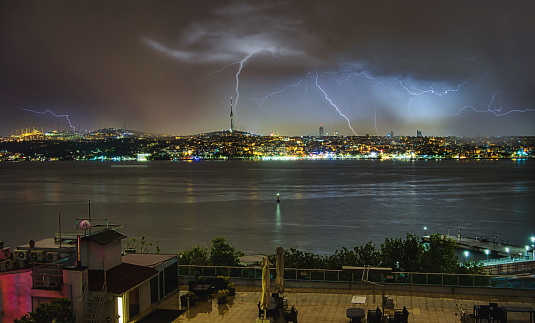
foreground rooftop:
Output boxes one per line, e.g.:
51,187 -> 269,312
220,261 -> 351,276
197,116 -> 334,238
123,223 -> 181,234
133,285 -> 535,323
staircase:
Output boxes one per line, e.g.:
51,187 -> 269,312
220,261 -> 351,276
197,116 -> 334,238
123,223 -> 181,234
79,293 -> 103,323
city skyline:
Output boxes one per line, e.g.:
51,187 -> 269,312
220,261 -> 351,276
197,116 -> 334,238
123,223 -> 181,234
1,1 -> 535,137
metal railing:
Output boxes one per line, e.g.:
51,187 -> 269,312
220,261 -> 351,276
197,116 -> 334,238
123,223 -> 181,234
32,263 -> 63,289
179,265 -> 535,289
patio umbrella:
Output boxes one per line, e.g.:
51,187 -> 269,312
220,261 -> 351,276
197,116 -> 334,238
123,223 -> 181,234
260,257 -> 271,319
274,246 -> 285,294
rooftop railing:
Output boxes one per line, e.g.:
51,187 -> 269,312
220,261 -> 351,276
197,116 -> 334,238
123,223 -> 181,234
179,265 -> 535,290
32,263 -> 63,290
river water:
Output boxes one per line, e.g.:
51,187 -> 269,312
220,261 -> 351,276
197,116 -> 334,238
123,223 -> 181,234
0,160 -> 533,255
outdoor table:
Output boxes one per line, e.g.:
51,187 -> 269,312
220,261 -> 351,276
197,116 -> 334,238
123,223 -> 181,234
351,296 -> 367,307
502,306 -> 535,323
192,285 -> 211,301
346,308 -> 365,322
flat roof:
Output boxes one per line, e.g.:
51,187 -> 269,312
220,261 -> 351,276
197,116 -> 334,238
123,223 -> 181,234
16,238 -> 75,251
122,253 -> 178,268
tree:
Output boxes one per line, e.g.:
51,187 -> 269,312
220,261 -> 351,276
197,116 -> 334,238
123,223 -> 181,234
209,237 -> 244,266
14,298 -> 73,323
180,244 -> 210,265
354,241 -> 380,267
420,234 -> 458,273
380,233 -> 422,272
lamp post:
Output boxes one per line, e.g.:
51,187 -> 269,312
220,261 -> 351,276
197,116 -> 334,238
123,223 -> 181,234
485,249 -> 490,261
526,246 -> 530,259
424,226 -> 427,236
505,247 -> 510,259
447,227 -> 450,238
464,251 -> 469,263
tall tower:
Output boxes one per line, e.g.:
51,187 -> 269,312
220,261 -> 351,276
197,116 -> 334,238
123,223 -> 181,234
230,97 -> 234,133
319,124 -> 324,137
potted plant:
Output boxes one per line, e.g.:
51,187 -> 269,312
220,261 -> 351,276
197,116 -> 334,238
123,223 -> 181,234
227,282 -> 236,296
180,292 -> 197,307
217,289 -> 229,304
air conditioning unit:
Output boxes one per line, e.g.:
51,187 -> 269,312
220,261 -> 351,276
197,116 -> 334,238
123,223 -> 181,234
0,259 -> 11,272
13,250 -> 28,261
30,250 -> 44,262
11,260 -> 24,270
0,247 -> 10,260
45,252 -> 59,262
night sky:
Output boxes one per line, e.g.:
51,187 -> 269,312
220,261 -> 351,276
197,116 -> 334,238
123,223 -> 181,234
1,1 -> 534,137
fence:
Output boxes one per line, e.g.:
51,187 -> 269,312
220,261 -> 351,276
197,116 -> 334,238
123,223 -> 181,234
179,265 -> 535,289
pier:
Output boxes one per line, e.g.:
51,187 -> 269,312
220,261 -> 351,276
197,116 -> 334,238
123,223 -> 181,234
422,234 -> 528,258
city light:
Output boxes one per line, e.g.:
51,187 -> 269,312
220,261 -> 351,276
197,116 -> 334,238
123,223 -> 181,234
464,251 -> 469,262
485,249 -> 490,261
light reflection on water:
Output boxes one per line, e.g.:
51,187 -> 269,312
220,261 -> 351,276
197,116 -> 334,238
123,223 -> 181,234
0,160 -> 533,255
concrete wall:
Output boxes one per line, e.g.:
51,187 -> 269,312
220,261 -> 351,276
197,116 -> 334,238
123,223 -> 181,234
0,269 -> 32,323
63,267 -> 86,314
139,281 -> 152,314
81,240 -> 122,271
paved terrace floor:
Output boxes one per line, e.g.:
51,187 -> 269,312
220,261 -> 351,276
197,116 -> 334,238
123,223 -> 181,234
134,285 -> 535,323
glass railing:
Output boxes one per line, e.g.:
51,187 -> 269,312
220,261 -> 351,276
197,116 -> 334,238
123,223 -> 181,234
179,265 -> 535,289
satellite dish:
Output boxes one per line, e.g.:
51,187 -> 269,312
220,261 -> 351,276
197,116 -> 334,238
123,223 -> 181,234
79,220 -> 91,230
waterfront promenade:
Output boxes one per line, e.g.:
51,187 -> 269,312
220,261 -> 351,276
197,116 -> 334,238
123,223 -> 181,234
133,285 -> 535,323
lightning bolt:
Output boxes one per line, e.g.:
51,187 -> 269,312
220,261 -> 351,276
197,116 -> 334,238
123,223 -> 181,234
450,92 -> 535,117
252,79 -> 304,106
234,51 -> 262,113
314,71 -> 357,136
19,108 -> 75,130
197,62 -> 240,84
398,79 -> 468,96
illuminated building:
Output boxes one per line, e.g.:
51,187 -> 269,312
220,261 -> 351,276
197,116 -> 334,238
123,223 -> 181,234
319,124 -> 324,137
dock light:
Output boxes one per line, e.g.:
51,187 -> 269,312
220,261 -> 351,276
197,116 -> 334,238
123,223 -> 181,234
424,226 -> 427,236
464,251 -> 469,262
485,249 -> 490,261
505,247 -> 510,258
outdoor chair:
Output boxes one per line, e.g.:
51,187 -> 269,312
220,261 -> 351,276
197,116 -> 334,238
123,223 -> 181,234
283,305 -> 298,323
490,306 -> 505,322
367,309 -> 381,323
392,306 -> 409,323
476,305 -> 491,322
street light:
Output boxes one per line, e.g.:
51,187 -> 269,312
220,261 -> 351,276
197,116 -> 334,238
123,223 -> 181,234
447,227 -> 450,237
424,226 -> 427,236
464,251 -> 469,262
505,247 -> 510,259
485,249 -> 490,261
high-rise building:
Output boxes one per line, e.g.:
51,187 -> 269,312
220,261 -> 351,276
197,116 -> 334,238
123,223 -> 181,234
230,97 -> 234,132
319,124 -> 324,137
417,130 -> 423,138
390,131 -> 394,138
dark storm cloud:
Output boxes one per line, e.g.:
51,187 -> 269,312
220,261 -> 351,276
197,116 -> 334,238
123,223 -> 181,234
144,1 -> 533,83
0,0 -> 534,136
